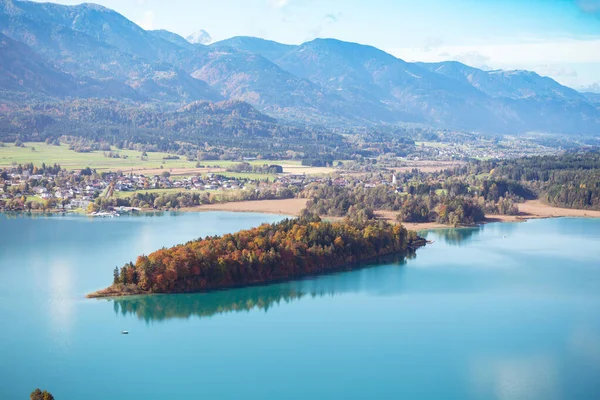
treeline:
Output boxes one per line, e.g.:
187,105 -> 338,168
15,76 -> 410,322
92,214 -> 424,296
226,162 -> 283,174
462,150 -> 600,210
2,162 -> 62,176
395,195 -> 486,225
91,187 -> 296,211
301,178 -> 523,226
0,98 -> 351,160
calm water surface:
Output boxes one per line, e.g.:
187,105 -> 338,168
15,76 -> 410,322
0,213 -> 599,400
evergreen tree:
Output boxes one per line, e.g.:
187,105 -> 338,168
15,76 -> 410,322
113,267 -> 120,285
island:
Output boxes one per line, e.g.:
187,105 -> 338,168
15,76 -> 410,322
88,213 -> 426,298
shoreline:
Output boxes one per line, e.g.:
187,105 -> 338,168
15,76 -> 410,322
4,199 -> 600,229
82,199 -> 599,300
180,198 -> 600,230
179,198 -> 309,217
87,245 -> 425,300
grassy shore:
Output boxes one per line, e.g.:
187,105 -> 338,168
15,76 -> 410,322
86,284 -> 147,298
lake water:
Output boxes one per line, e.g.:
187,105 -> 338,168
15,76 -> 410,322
0,213 -> 599,400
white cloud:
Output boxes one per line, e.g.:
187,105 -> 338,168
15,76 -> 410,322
135,10 -> 155,30
422,37 -> 444,53
392,38 -> 600,65
324,12 -> 342,23
450,51 -> 493,70
388,38 -> 600,87
535,65 -> 579,78
269,0 -> 290,9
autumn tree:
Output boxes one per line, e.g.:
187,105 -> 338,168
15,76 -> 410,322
99,214 -> 425,296
30,389 -> 54,400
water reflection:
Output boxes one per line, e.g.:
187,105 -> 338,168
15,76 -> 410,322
423,226 -> 482,246
113,285 -> 308,323
469,354 -> 560,400
1,210 -> 183,220
108,254 -> 414,323
2,211 -> 60,220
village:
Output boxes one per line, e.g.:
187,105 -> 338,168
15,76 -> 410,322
0,160 -> 412,214
0,163 -> 323,213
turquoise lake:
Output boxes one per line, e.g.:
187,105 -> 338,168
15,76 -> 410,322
0,212 -> 599,400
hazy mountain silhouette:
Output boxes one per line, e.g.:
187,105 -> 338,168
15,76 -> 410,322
1,0 -> 598,134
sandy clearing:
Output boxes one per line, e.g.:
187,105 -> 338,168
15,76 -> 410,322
374,210 -> 448,229
181,198 -> 599,231
376,200 -> 600,230
184,198 -> 309,216
400,221 -> 449,230
518,200 -> 600,218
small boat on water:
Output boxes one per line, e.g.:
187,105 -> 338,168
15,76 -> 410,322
121,330 -> 129,335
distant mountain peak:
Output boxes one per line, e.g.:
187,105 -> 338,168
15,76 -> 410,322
0,0 -> 598,135
75,2 -> 112,12
579,83 -> 600,94
489,69 -> 537,77
186,29 -> 212,45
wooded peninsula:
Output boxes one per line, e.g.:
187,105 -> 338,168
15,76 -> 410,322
88,213 -> 425,298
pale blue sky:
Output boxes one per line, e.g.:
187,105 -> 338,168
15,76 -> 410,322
32,0 -> 600,88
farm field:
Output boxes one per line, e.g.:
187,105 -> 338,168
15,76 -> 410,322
0,143 -> 195,171
0,143 -> 328,175
217,172 -> 277,180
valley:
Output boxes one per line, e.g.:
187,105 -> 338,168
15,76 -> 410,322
1,1 -> 600,400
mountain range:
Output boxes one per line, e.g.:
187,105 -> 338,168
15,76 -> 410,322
0,0 -> 599,135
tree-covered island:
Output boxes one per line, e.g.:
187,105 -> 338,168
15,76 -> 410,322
88,213 -> 426,298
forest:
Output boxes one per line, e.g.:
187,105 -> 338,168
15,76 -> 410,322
112,251 -> 414,322
466,150 -> 600,210
89,213 -> 425,297
0,98 -> 352,161
90,185 -> 296,211
301,174 -> 526,226
300,150 -> 600,225
226,162 -> 284,174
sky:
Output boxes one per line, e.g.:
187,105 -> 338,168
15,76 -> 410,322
31,0 -> 600,89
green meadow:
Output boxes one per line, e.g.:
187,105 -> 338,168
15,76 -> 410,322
0,143 -> 195,171
0,142 -> 299,174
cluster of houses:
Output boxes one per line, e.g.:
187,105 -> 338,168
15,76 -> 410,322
2,162 -> 410,213
0,168 -> 108,210
1,167 -> 270,211
114,173 -> 246,193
